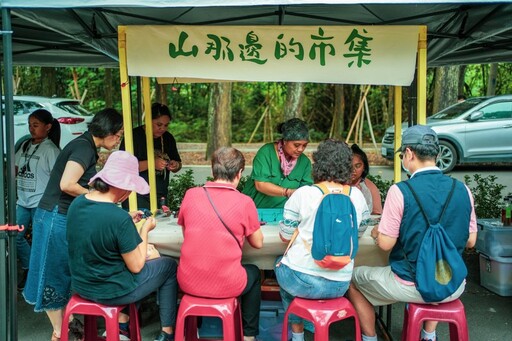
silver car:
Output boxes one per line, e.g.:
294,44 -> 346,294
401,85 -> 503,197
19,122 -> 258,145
381,95 -> 512,172
5,95 -> 93,149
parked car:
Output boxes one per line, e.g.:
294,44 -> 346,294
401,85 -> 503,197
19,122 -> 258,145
381,95 -> 512,172
3,95 -> 93,150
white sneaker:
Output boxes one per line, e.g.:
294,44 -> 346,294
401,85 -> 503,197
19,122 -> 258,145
102,329 -> 130,341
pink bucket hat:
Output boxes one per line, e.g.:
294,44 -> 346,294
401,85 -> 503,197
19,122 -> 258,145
89,151 -> 150,194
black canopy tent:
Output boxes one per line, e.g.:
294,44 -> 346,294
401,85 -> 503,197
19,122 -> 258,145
2,1 -> 512,340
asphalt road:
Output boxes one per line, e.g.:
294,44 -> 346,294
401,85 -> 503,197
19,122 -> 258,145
178,164 -> 512,195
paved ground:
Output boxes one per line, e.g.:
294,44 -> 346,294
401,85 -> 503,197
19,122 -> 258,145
14,250 -> 512,340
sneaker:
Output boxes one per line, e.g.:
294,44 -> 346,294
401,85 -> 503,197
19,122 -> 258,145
154,331 -> 174,341
102,326 -> 130,341
17,269 -> 28,291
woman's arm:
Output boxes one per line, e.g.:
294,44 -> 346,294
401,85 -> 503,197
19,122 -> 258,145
365,178 -> 383,215
254,180 -> 294,198
247,229 -> 264,249
59,160 -> 88,196
121,217 -> 156,273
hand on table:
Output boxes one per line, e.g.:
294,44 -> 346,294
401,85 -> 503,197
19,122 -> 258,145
129,210 -> 144,223
141,216 -> 157,233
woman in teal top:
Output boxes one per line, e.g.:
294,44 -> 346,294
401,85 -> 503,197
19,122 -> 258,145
243,118 -> 313,208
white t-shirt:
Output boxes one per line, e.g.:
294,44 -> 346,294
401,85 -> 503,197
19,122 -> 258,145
280,184 -> 370,281
15,139 -> 60,208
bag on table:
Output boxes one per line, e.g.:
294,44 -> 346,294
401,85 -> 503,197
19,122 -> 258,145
403,179 -> 467,303
310,183 -> 359,270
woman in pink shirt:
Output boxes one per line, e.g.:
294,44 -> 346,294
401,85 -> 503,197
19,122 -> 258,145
177,147 -> 264,341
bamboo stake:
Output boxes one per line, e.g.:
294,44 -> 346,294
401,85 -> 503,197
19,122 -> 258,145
346,85 -> 371,143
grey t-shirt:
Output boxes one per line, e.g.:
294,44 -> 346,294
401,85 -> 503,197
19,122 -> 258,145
15,138 -> 60,208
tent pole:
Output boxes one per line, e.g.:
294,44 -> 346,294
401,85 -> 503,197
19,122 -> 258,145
142,77 -> 158,213
118,26 -> 138,211
2,7 -> 18,341
393,86 -> 403,184
417,26 -> 427,125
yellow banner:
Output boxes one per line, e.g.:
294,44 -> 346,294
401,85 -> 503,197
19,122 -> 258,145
125,25 -> 419,86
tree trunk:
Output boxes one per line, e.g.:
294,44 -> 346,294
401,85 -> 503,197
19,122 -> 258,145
432,65 -> 459,113
386,86 -> 394,128
458,65 -> 467,97
206,82 -> 232,160
284,82 -> 304,120
331,84 -> 345,139
379,85 -> 388,127
104,68 -> 113,108
41,67 -> 57,97
155,84 -> 168,105
487,63 -> 498,96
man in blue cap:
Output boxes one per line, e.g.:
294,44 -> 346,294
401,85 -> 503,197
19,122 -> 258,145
347,125 -> 477,341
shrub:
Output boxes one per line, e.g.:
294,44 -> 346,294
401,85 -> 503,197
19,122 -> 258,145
464,174 -> 506,219
167,169 -> 200,212
367,174 -> 394,206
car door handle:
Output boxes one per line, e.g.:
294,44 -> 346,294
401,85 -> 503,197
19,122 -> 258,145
14,123 -> 26,126
504,124 -> 512,128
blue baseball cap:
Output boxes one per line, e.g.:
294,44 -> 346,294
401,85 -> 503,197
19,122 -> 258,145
397,125 -> 439,152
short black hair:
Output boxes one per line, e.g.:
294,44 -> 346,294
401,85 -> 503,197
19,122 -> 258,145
88,108 -> 123,138
151,103 -> 172,120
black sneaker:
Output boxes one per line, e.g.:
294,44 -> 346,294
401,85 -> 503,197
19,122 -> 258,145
17,269 -> 28,291
154,331 -> 174,341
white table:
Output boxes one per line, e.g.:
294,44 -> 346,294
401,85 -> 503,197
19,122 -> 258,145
149,217 -> 389,269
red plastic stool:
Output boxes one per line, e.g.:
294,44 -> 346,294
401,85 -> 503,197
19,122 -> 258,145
174,294 -> 243,341
281,297 -> 362,341
401,299 -> 469,341
61,294 -> 141,341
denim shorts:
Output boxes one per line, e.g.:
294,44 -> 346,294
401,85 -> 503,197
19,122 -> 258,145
275,257 -> 350,325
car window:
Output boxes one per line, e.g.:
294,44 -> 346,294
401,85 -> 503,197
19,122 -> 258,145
430,98 -> 486,119
480,101 -> 512,120
23,100 -> 44,113
13,101 -> 26,116
54,101 -> 93,117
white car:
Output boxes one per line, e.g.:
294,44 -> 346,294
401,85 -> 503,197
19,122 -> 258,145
6,95 -> 93,149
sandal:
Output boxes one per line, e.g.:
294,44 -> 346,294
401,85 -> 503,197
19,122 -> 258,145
51,331 -> 60,341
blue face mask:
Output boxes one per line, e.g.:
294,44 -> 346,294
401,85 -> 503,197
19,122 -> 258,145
402,158 -> 411,177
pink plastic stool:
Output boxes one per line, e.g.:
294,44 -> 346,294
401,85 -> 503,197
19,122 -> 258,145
401,299 -> 469,341
174,294 -> 243,341
281,297 -> 362,341
61,294 -> 141,341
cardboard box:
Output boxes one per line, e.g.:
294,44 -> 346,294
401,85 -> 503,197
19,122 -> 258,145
479,253 -> 512,296
475,219 -> 512,258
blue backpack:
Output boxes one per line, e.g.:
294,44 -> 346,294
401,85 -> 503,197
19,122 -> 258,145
403,179 -> 467,303
311,183 -> 359,270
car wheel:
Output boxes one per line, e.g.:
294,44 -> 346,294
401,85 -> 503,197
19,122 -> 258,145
437,141 -> 457,173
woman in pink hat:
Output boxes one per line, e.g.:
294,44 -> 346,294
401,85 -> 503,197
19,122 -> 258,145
66,150 -> 178,341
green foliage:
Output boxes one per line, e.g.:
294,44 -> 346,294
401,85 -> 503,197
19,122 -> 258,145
367,174 -> 394,206
167,169 -> 200,212
205,175 -> 248,193
464,174 -> 506,219
237,175 -> 249,192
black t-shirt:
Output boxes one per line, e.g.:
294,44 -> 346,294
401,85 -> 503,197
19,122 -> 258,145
120,126 -> 181,198
38,132 -> 98,215
67,195 -> 142,300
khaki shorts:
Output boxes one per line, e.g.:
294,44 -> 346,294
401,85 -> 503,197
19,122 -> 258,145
352,266 -> 465,306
